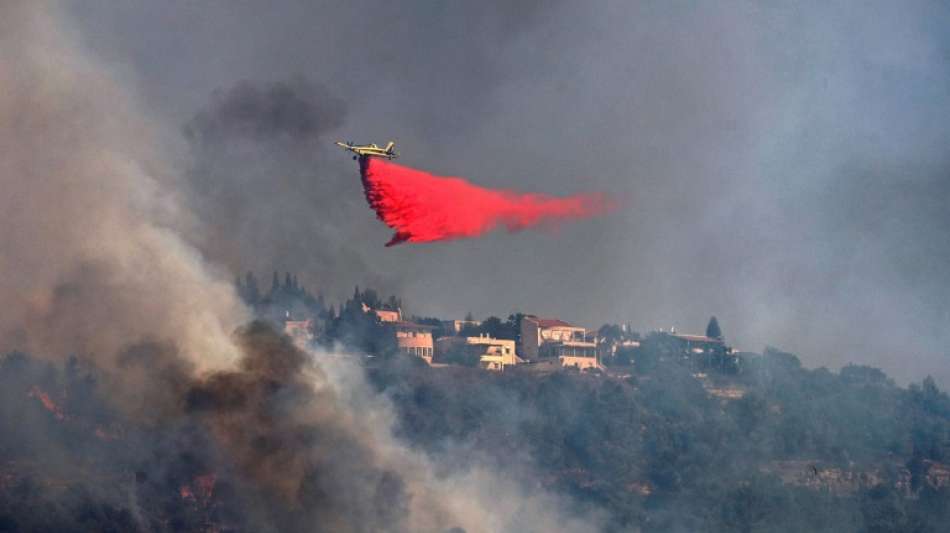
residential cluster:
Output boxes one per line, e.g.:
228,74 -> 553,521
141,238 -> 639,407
284,298 -> 738,375
234,272 -> 740,375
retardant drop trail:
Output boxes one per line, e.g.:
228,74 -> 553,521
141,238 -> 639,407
360,157 -> 619,246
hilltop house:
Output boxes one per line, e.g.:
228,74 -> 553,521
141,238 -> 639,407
649,330 -> 739,373
362,302 -> 400,323
391,321 -> 435,364
361,304 -> 434,364
520,315 -> 600,370
596,329 -> 641,361
440,319 -> 482,335
665,333 -> 728,358
283,319 -> 313,349
436,334 -> 523,371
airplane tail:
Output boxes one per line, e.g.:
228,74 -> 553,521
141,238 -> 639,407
384,141 -> 396,153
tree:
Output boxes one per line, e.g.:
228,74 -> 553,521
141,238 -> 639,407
706,316 -> 722,340
361,289 -> 381,310
283,272 -> 293,293
599,324 -> 623,342
479,316 -> 506,338
385,295 -> 401,311
505,313 -> 524,344
243,271 -> 260,306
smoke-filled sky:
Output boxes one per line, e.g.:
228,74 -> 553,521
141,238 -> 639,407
0,4 -> 609,529
65,1 -> 950,384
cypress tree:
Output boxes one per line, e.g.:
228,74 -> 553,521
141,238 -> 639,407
706,316 -> 723,339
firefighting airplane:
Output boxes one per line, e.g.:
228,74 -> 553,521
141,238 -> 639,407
335,140 -> 398,160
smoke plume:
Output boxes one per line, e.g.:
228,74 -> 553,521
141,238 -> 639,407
182,78 -> 398,299
184,78 -> 346,147
0,3 -> 603,531
360,157 -> 618,246
0,1 -> 247,371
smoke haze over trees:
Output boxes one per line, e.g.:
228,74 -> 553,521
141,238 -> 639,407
371,350 -> 950,532
6,321 -> 950,531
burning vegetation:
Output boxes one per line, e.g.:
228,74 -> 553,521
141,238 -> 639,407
0,325 -> 450,532
8,272 -> 950,532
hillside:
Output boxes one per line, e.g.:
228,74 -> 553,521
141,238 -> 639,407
2,342 -> 949,532
370,349 -> 950,532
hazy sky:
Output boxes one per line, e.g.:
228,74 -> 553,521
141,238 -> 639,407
66,1 -> 950,384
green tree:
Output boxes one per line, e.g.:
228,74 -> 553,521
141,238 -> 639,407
479,316 -> 506,338
706,316 -> 723,339
599,324 -> 623,342
283,272 -> 293,293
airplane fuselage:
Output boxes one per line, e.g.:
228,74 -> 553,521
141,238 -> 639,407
336,141 -> 398,160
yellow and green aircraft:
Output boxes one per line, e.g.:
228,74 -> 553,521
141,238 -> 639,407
335,140 -> 398,160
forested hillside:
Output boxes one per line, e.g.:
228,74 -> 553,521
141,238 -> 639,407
2,335 -> 949,532
371,350 -> 950,532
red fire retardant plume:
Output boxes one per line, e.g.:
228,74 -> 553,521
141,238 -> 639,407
360,158 -> 618,246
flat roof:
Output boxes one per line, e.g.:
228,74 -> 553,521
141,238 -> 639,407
670,333 -> 723,343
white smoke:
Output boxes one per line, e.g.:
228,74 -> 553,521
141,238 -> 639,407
316,351 -> 604,533
0,1 -> 247,371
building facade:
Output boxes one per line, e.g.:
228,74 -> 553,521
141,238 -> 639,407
646,331 -> 739,373
362,302 -> 401,323
440,319 -> 482,335
392,321 -> 435,364
436,335 -> 522,371
283,319 -> 313,349
519,315 -> 600,370
552,341 -> 601,370
667,333 -> 726,357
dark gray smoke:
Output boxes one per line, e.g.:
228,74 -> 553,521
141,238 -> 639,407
184,78 -> 345,146
183,323 -> 602,532
69,0 -> 950,384
181,78 -> 399,299
182,322 -> 409,531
